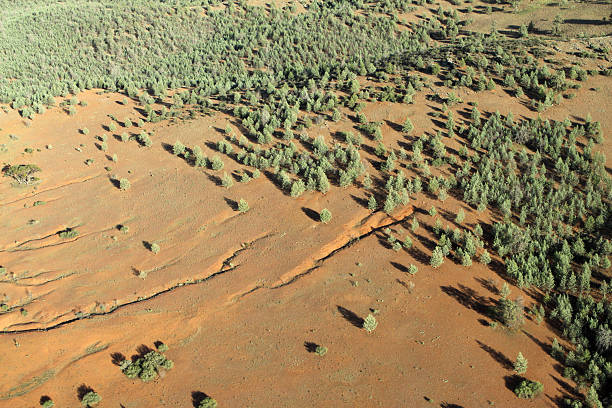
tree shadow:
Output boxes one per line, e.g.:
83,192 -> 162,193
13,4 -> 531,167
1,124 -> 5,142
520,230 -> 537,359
192,391 -> 213,408
550,374 -> 581,398
390,261 -> 409,273
142,241 -> 153,251
109,177 -> 120,189
302,207 -> 320,222
384,119 -> 403,132
39,396 -> 53,406
224,197 -> 238,211
111,352 -> 126,366
474,277 -> 499,295
161,142 -> 174,154
337,305 -> 364,328
77,384 -> 94,401
477,339 -> 513,370
504,374 -> 523,392
521,330 -> 550,354
350,194 -> 369,209
441,284 -> 496,319
304,341 -> 318,353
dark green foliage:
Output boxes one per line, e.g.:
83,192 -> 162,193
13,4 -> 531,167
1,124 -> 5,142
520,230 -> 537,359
514,379 -> 543,399
119,344 -> 173,382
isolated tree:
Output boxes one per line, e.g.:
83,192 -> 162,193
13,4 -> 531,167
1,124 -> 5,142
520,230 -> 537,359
221,172 -> 233,189
367,195 -> 377,211
210,156 -> 224,170
430,246 -> 444,268
455,208 -> 465,224
150,243 -> 160,254
514,352 -> 528,374
2,164 -> 41,184
173,140 -> 186,156
319,208 -> 332,224
119,178 -> 130,190
198,397 -> 217,408
80,391 -> 101,407
595,327 -> 612,351
402,117 -> 414,133
363,314 -> 378,332
238,198 -> 249,213
480,250 -> 491,265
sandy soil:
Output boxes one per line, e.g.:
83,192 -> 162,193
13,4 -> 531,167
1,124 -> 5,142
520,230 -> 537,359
0,14 -> 611,408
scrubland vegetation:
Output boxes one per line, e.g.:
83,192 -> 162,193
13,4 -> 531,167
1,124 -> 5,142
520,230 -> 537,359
0,0 -> 611,406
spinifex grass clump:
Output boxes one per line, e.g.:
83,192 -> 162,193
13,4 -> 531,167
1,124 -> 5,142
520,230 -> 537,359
119,343 -> 174,382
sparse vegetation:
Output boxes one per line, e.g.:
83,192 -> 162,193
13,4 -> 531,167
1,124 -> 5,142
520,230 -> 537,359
2,164 -> 41,185
319,208 -> 332,224
119,343 -> 173,382
363,314 -> 378,333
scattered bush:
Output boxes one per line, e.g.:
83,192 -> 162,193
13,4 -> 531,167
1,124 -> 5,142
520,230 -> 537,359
80,391 -> 101,407
363,313 -> 378,332
119,343 -> 174,382
119,178 -> 130,190
238,198 -> 249,213
514,379 -> 543,399
2,164 -> 41,185
319,208 -> 332,223
198,397 -> 218,408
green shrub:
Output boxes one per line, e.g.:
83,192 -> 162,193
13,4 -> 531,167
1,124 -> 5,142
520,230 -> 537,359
173,140 -> 185,156
58,228 -> 78,239
319,208 -> 332,223
2,164 -> 41,184
119,178 -> 130,190
221,172 -> 233,188
41,399 -> 55,408
315,345 -> 328,356
210,156 -> 224,171
80,391 -> 101,407
514,352 -> 528,374
238,198 -> 249,213
430,246 -> 444,268
150,243 -> 160,254
363,314 -> 378,332
198,397 -> 218,408
514,379 -> 542,399
119,345 -> 173,382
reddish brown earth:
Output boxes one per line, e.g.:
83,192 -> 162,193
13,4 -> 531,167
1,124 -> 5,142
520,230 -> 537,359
0,41 -> 611,408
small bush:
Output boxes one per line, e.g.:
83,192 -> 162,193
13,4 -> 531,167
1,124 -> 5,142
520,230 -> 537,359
221,172 -> 233,188
363,314 -> 378,332
198,397 -> 218,408
40,398 -> 54,408
80,391 -> 101,407
119,178 -> 130,190
150,243 -> 160,254
173,140 -> 185,156
58,228 -> 78,239
319,208 -> 332,223
514,379 -> 543,399
210,155 -> 224,170
2,164 -> 41,184
119,345 -> 173,382
238,198 -> 249,213
315,345 -> 328,356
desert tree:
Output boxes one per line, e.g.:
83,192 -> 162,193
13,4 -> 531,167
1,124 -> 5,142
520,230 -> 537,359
319,208 -> 332,223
